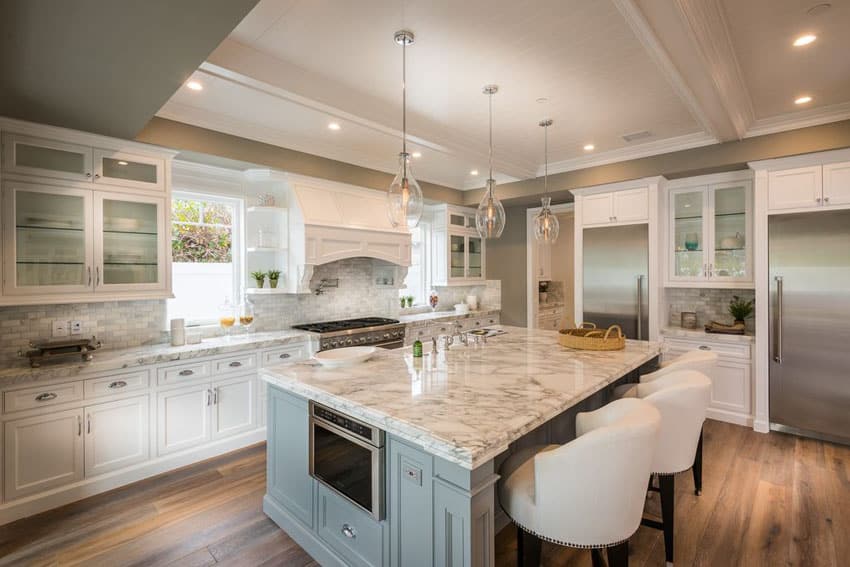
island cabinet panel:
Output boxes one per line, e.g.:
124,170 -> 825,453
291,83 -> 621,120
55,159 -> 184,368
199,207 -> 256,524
317,484 -> 385,567
267,387 -> 315,529
389,437 -> 434,566
434,480 -> 471,566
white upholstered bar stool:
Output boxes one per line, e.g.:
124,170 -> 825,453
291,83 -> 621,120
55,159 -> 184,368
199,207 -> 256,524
634,370 -> 712,566
614,349 -> 718,495
498,398 -> 661,567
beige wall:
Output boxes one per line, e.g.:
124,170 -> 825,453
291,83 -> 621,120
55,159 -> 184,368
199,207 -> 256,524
483,206 -> 528,326
550,212 -> 575,327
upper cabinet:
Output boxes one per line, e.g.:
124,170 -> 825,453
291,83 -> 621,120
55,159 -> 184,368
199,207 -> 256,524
94,149 -> 165,191
767,162 -> 850,212
665,178 -> 753,288
580,187 -> 648,227
430,205 -> 486,285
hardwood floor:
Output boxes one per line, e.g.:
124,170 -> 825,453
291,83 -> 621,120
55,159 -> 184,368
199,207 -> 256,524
1,419 -> 847,566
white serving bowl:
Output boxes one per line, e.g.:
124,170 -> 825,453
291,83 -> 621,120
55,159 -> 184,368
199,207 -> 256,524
454,303 -> 470,314
314,346 -> 377,368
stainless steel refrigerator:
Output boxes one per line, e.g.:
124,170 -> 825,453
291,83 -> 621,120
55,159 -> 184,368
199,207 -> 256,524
769,209 -> 850,445
582,224 -> 649,340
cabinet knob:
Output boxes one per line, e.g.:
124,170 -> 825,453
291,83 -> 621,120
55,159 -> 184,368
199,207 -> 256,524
341,524 -> 357,539
86,172 -> 92,178
816,197 -> 822,203
699,345 -> 712,351
824,196 -> 830,203
94,173 -> 101,179
279,353 -> 290,359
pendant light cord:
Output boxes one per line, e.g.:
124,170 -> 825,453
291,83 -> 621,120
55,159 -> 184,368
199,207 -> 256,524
488,91 -> 493,192
544,122 -> 548,195
402,38 -> 407,178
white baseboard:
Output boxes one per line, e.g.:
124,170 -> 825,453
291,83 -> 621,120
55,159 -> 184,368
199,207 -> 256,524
706,408 -> 753,427
0,428 -> 266,526
753,418 -> 770,434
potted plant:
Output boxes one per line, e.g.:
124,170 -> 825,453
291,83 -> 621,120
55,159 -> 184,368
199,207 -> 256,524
729,295 -> 754,325
251,270 -> 266,289
405,295 -> 414,308
399,296 -> 407,309
267,269 -> 281,289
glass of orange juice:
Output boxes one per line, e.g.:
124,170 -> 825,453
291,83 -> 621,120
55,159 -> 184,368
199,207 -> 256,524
219,298 -> 236,339
239,299 -> 255,333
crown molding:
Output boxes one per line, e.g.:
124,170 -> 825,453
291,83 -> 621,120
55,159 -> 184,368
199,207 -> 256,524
745,101 -> 850,139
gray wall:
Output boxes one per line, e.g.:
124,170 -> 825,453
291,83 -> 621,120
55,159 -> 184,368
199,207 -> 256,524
484,206 -> 528,327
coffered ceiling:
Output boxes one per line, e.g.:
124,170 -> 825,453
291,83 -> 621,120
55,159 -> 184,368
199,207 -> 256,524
157,0 -> 850,191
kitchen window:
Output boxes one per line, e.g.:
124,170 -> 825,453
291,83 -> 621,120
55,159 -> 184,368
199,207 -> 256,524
401,223 -> 429,305
167,192 -> 242,324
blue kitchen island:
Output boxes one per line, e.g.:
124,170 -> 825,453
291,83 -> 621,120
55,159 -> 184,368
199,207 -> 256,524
259,326 -> 660,566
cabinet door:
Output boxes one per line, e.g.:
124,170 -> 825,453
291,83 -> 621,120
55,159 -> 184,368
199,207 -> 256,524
669,187 -> 708,281
2,182 -> 95,295
85,396 -> 149,477
267,387 -> 314,528
767,166 -> 822,211
156,384 -> 211,455
707,360 -> 751,416
94,191 -> 167,292
93,149 -> 165,191
612,188 -> 649,223
709,182 -> 752,283
2,133 -> 93,182
581,193 -> 613,225
449,234 -> 466,280
823,161 -> 850,206
467,236 -> 483,279
4,408 -> 84,500
212,375 -> 255,440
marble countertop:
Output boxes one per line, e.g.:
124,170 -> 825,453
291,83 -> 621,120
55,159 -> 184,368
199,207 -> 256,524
398,308 -> 500,326
0,330 -> 314,387
260,325 -> 661,470
660,326 -> 754,344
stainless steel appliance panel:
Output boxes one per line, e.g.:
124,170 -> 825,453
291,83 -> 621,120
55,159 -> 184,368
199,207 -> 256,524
769,209 -> 850,444
583,224 -> 649,340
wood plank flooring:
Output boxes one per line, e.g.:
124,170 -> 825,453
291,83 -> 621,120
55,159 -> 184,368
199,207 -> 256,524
1,419 -> 847,566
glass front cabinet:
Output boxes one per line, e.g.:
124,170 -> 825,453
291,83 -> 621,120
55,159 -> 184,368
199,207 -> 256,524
430,205 -> 486,285
666,179 -> 753,287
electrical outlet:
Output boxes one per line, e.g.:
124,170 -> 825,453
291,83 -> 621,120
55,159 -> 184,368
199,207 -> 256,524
52,320 -> 69,338
70,321 -> 82,335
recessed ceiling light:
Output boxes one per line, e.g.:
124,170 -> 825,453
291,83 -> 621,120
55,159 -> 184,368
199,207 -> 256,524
411,151 -> 422,158
794,95 -> 813,105
583,144 -> 595,151
186,80 -> 203,91
793,34 -> 817,47
328,122 -> 341,130
470,169 -> 479,176
117,160 -> 128,166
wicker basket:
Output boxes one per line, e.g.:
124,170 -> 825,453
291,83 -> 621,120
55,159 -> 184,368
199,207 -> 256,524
558,322 -> 625,351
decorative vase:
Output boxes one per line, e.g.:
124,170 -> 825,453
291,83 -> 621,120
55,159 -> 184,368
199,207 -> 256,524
684,232 -> 699,251
734,319 -> 745,326
269,279 -> 278,289
254,278 -> 265,289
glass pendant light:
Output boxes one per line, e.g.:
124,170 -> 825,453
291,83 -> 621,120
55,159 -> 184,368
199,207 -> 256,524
533,119 -> 560,243
475,85 -> 506,239
387,29 -> 423,230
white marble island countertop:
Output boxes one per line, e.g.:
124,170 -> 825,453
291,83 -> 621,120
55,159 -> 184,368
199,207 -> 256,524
260,325 -> 661,470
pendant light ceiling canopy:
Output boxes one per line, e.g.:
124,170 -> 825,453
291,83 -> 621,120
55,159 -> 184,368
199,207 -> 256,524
386,29 -> 423,230
475,84 -> 506,239
533,118 -> 560,243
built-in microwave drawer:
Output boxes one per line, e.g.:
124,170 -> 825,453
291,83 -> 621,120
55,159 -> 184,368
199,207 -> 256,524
3,381 -> 84,413
213,353 -> 257,375
157,360 -> 211,386
85,370 -> 150,398
261,345 -> 308,367
317,484 -> 384,567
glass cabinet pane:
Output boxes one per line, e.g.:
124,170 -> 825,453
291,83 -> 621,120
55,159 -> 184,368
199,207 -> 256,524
713,185 -> 747,278
15,190 -> 87,286
450,235 -> 465,278
101,157 -> 158,184
16,143 -> 87,177
101,199 -> 159,285
467,237 -> 482,278
672,191 -> 705,278
449,214 -> 466,228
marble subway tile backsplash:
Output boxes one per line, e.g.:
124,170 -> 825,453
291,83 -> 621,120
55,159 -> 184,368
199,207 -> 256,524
667,288 -> 755,333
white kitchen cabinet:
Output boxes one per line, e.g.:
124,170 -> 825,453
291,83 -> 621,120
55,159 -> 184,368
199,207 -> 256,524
430,205 -> 486,285
581,193 -> 614,226
84,396 -> 149,477
4,408 -> 84,500
666,180 -> 753,287
580,188 -> 648,227
823,161 -> 850,206
1,133 -> 94,183
211,375 -> 255,440
767,166 -> 822,211
157,384 -> 212,456
93,149 -> 165,191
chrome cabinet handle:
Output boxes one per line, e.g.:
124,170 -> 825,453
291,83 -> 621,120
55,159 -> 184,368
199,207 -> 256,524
94,173 -> 101,179
816,197 -> 822,203
87,266 -> 92,286
35,392 -> 57,402
824,196 -> 830,203
213,388 -> 218,405
341,524 -> 356,539
698,345 -> 711,351
108,380 -> 127,389
78,415 -> 82,436
96,266 -> 100,286
636,275 -> 644,341
228,361 -> 242,367
87,413 -> 91,434
178,369 -> 194,376
278,353 -> 291,359
86,172 -> 92,178
774,276 -> 783,363
206,389 -> 211,406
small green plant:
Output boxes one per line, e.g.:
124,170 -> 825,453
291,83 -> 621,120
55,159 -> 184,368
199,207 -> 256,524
251,270 -> 266,288
405,295 -> 414,308
399,296 -> 407,308
729,295 -> 754,322
267,269 -> 281,288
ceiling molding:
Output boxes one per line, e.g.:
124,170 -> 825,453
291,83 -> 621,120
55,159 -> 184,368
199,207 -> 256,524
745,100 -> 850,139
611,0 -> 720,140
542,131 -> 717,176
673,0 -> 754,139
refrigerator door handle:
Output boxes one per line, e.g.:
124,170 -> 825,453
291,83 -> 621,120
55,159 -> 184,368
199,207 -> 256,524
636,275 -> 644,341
774,276 -> 783,363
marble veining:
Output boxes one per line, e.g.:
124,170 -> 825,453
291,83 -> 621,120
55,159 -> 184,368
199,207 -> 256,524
260,326 -> 661,470
0,331 -> 314,387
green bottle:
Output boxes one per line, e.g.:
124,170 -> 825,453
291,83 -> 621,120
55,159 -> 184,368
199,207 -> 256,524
413,339 -> 423,358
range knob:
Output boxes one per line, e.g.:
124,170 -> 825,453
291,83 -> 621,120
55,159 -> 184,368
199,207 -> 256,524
346,338 -> 353,346
383,333 -> 390,339
330,340 -> 338,348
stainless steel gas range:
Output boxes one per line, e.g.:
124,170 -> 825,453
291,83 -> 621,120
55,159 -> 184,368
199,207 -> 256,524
291,317 -> 406,351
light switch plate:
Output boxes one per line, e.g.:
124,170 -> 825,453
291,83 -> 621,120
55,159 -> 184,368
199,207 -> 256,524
70,321 -> 82,335
52,320 -> 69,338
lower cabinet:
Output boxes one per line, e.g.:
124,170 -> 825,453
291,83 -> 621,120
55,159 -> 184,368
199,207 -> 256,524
211,375 -> 255,440
267,387 -> 314,528
317,484 -> 384,567
85,396 -> 149,477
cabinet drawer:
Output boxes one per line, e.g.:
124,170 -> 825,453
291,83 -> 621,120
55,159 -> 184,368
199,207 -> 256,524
157,361 -> 211,386
213,353 -> 257,376
317,484 -> 383,567
4,381 -> 84,413
261,345 -> 308,367
85,370 -> 150,398
662,337 -> 750,361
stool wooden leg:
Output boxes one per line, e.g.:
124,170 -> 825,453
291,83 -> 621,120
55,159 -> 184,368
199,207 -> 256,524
516,525 -> 524,567
693,426 -> 704,496
660,474 -> 675,565
516,526 -> 542,567
590,548 -> 605,567
607,540 -> 629,567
